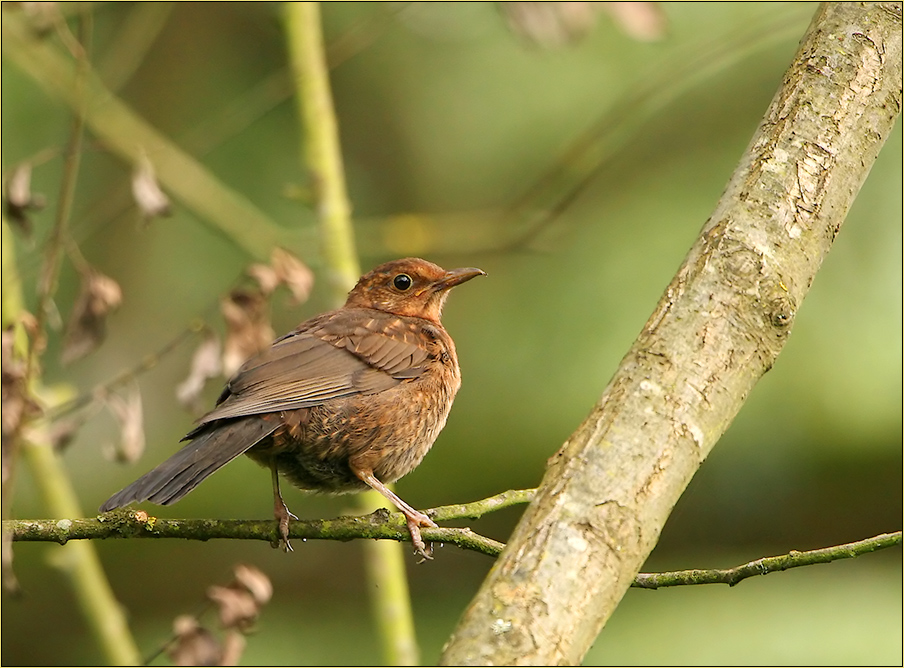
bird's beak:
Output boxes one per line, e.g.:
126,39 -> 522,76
434,267 -> 486,291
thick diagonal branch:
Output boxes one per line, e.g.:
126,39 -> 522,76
440,3 -> 903,665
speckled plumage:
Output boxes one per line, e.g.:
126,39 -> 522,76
100,258 -> 485,557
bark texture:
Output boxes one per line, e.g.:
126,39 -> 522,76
440,3 -> 903,665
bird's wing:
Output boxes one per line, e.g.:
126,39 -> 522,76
197,309 -> 433,424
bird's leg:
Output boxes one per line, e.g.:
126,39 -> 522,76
270,461 -> 297,552
355,469 -> 436,560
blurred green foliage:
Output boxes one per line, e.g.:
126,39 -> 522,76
2,2 -> 900,665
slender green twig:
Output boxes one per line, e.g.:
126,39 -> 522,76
632,532 -> 903,589
27,29 -> 86,381
6,13 -> 142,664
430,488 -> 536,521
2,220 -> 31,595
285,3 -> 417,665
362,524 -> 427,663
286,1 -> 359,299
21,444 -> 142,664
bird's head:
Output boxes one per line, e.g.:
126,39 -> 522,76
345,258 -> 485,323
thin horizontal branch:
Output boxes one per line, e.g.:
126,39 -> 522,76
3,512 -> 505,557
3,489 -> 535,557
5,488 -> 897,583
430,488 -> 537,522
633,531 -> 903,589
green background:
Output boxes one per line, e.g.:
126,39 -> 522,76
3,2 -> 901,665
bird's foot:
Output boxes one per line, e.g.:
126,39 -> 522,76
353,469 -> 439,561
404,510 -> 437,562
274,499 -> 299,553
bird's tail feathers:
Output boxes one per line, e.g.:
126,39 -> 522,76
99,417 -> 278,512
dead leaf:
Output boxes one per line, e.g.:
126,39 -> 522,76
270,248 -> 314,303
500,2 -> 604,48
168,616 -> 222,667
233,563 -> 273,606
1,325 -> 35,596
104,384 -> 144,463
602,2 -> 666,42
207,564 -> 272,630
246,262 -> 280,296
19,2 -> 58,34
247,248 -> 314,303
176,331 -> 222,412
220,289 -> 273,376
501,2 -> 666,46
1,328 -> 28,466
4,163 -> 46,235
2,326 -> 40,482
132,154 -> 172,222
207,586 -> 259,631
165,565 -> 270,665
62,268 -> 122,364
219,631 -> 246,667
45,415 -> 84,452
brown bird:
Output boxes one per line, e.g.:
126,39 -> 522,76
100,258 -> 485,558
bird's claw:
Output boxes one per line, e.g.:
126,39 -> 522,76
406,513 -> 437,561
274,500 -> 298,553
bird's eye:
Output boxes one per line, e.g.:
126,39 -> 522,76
392,273 -> 413,291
